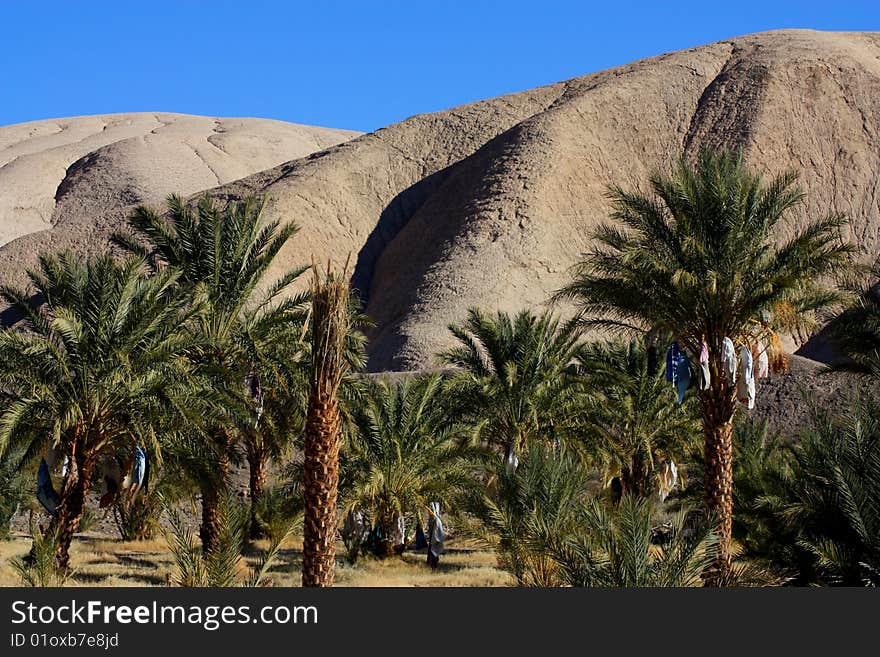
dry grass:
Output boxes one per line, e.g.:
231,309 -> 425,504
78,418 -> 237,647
0,531 -> 511,588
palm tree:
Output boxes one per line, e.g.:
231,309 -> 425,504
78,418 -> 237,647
478,442 -> 719,587
440,309 -> 584,466
113,194 -> 308,553
475,441 -> 592,586
165,492 -> 294,587
301,265 -> 352,587
575,340 -> 700,497
827,258 -> 880,377
552,494 -> 719,587
242,364 -> 306,538
779,396 -> 880,585
342,374 -> 481,557
556,149 -> 853,583
0,252 -> 195,569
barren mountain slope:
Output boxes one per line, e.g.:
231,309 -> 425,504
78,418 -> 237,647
0,112 -> 359,255
361,30 -> 880,369
1,31 -> 878,375
207,30 -> 880,370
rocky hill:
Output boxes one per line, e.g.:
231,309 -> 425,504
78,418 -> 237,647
202,29 -> 880,371
0,111 -> 359,275
1,30 -> 878,380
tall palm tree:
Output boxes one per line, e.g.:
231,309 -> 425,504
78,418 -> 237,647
302,266 -> 352,587
343,374 -> 481,557
0,253 -> 195,569
575,340 -> 700,497
113,194 -> 308,553
440,309 -> 584,465
556,149 -> 853,583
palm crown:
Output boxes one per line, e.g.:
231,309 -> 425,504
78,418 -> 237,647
0,252 -> 197,568
557,149 -> 852,357
113,194 -> 309,359
342,374 -> 480,556
0,253 -> 194,460
440,308 -> 584,461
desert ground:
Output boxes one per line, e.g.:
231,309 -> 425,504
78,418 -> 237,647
0,533 -> 509,588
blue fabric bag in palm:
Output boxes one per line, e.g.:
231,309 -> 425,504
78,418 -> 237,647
676,352 -> 692,404
37,458 -> 60,516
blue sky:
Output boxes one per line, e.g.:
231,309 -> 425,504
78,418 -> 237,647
2,1 -> 878,132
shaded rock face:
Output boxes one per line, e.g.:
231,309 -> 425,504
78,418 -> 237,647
1,31 -> 879,379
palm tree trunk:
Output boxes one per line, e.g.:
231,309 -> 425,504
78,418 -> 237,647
375,509 -> 396,558
302,389 -> 341,584
247,449 -> 267,539
49,449 -> 94,571
302,267 -> 350,587
700,359 -> 736,586
199,444 -> 230,554
426,514 -> 437,568
621,453 -> 646,497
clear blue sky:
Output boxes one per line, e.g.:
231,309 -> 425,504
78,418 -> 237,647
2,1 -> 878,132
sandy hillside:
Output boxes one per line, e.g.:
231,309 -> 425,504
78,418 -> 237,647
0,112 -> 360,251
1,31 -> 878,374
202,29 -> 880,371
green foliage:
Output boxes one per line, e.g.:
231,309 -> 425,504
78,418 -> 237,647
112,194 -> 310,393
0,445 -> 29,540
827,258 -> 880,378
113,194 -> 307,321
573,340 -> 700,496
341,374 -> 483,555
113,194 -> 311,547
0,252 -> 197,469
475,442 -> 718,587
552,495 -> 719,587
76,507 -> 99,534
556,148 -> 853,354
165,494 -> 293,587
555,147 -> 854,583
780,397 -> 880,585
0,252 -> 204,568
112,493 -> 162,542
111,467 -> 188,542
473,442 -> 594,586
249,484 -> 304,544
10,518 -> 74,586
727,419 -> 800,566
695,402 -> 880,585
441,309 -> 585,458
